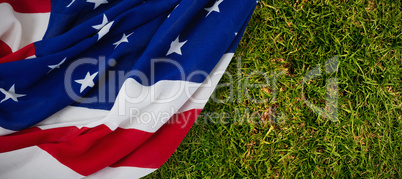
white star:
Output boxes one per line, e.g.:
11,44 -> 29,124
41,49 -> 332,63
92,14 -> 114,41
235,32 -> 238,36
113,32 -> 134,49
87,0 -> 108,9
75,72 -> 99,93
204,0 -> 223,17
48,57 -> 67,73
0,84 -> 26,103
166,36 -> 187,56
97,21 -> 114,41
67,0 -> 75,7
92,14 -> 109,30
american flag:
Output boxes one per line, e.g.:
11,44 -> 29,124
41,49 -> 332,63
0,0 -> 256,178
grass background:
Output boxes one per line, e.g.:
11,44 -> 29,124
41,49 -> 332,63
146,0 -> 401,178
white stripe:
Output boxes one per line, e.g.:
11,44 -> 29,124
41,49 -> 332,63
33,53 -> 234,133
37,80 -> 200,132
100,79 -> 201,132
36,106 -> 110,129
0,146 -> 83,179
177,53 -> 234,113
0,3 -> 49,51
86,167 -> 156,179
0,127 -> 16,136
0,145 -> 156,179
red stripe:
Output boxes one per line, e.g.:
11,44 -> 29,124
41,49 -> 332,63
0,40 -> 12,58
0,109 -> 201,176
110,109 -> 202,168
0,0 -> 51,13
39,126 -> 153,175
0,43 -> 35,63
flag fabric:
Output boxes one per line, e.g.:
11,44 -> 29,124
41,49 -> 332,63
0,0 -> 256,178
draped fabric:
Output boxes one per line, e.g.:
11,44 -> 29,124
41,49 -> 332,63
0,0 -> 256,178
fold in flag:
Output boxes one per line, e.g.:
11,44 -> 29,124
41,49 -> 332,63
0,0 -> 256,178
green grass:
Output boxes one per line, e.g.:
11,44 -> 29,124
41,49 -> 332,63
146,0 -> 401,178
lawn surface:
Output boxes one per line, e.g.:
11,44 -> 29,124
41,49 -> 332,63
146,0 -> 401,178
